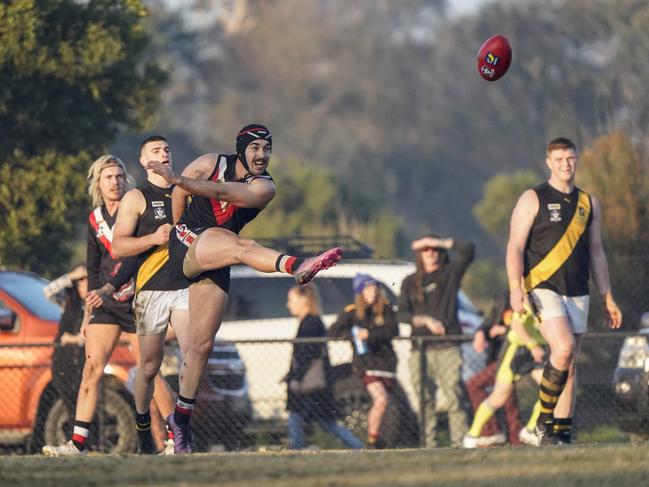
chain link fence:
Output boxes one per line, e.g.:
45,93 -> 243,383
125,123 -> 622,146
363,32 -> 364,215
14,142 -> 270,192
0,331 -> 642,455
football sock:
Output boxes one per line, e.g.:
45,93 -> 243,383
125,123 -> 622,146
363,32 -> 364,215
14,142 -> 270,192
553,417 -> 572,443
526,400 -> 541,431
72,420 -> 91,450
136,410 -> 152,439
537,362 -> 569,427
275,254 -> 304,274
468,401 -> 495,437
174,395 -> 195,425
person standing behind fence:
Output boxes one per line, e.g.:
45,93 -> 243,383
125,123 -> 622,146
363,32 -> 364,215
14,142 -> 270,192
397,234 -> 474,448
506,137 -> 622,444
328,273 -> 399,449
285,284 -> 362,450
44,265 -> 89,425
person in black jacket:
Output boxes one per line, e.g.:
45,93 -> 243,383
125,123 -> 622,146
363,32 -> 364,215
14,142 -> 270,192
329,273 -> 399,449
397,233 -> 474,448
285,284 -> 362,450
44,265 -> 89,424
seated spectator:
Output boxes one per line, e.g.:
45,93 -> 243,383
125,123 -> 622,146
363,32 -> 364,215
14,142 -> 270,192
44,264 -> 89,424
328,273 -> 399,449
465,291 -> 524,446
463,308 -> 546,448
285,284 -> 362,450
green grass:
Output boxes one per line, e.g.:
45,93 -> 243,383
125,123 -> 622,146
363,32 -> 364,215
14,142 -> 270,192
3,443 -> 649,487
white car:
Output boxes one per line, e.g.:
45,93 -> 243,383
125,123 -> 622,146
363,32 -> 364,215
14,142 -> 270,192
217,253 -> 485,421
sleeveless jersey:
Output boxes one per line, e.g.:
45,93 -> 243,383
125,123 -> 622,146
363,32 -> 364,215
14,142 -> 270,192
87,205 -> 135,306
178,154 -> 273,235
133,181 -> 188,292
523,182 -> 592,296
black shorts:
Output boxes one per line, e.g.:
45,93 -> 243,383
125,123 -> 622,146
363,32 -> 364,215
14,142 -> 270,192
168,227 -> 231,294
495,341 -> 545,384
89,304 -> 135,333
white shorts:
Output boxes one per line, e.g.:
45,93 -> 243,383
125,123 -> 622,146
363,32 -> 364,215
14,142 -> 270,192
133,289 -> 189,336
529,288 -> 589,334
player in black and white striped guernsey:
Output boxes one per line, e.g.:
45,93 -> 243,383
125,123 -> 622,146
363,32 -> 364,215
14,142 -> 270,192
146,124 -> 343,453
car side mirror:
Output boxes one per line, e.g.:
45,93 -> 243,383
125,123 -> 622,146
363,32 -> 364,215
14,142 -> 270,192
0,309 -> 17,332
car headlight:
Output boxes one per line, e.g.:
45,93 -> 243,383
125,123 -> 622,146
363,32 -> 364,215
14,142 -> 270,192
617,336 -> 649,369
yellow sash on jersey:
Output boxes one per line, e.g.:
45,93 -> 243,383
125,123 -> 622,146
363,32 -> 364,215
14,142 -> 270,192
136,243 -> 170,292
523,191 -> 591,292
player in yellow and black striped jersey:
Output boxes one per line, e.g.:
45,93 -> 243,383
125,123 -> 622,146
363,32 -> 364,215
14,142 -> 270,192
506,137 -> 622,445
112,135 -> 189,455
463,308 -> 547,448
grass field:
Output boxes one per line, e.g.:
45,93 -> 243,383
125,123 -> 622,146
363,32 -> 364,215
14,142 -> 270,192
2,443 -> 649,487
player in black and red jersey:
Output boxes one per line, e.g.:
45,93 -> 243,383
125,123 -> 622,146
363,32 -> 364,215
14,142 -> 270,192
147,124 -> 343,453
43,155 -> 139,456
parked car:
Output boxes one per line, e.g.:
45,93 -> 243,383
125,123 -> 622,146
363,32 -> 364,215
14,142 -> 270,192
613,312 -> 649,441
0,269 -> 251,453
0,270 -> 135,453
217,236 -> 485,440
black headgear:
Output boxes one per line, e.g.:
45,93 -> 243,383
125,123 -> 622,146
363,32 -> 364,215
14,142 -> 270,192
236,124 -> 272,171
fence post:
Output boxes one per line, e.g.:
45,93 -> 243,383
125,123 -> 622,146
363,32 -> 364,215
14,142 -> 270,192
418,337 -> 427,448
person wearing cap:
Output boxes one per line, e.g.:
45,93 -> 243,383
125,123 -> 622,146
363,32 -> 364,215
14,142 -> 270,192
146,124 -> 343,452
328,273 -> 399,448
397,233 -> 475,448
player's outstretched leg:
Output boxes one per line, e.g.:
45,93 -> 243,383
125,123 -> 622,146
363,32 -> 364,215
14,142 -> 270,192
292,247 -> 344,285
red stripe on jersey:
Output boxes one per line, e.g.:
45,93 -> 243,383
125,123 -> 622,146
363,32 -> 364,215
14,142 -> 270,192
88,210 -> 116,259
208,164 -> 239,226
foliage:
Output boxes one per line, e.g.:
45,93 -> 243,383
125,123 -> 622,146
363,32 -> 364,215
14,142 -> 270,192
0,0 -> 165,274
241,158 -> 403,258
473,170 -> 540,244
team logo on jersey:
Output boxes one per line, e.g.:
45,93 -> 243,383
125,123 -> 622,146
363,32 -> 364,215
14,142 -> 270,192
550,210 -> 562,222
579,207 -> 585,216
154,207 -> 166,220
423,282 -> 437,294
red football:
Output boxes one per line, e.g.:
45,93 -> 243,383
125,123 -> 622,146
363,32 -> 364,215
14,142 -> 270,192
476,35 -> 512,81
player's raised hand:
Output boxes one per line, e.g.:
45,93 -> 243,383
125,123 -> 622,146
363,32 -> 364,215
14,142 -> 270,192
146,160 -> 178,184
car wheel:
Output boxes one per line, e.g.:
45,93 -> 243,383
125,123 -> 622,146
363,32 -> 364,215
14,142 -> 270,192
43,389 -> 136,454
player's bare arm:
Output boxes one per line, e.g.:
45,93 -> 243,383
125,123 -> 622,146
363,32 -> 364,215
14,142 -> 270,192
148,154 -> 276,209
506,189 -> 539,313
588,196 -> 622,329
112,189 -> 171,257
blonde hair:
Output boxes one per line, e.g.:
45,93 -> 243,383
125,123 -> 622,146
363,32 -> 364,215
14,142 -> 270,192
289,283 -> 322,316
86,154 -> 134,207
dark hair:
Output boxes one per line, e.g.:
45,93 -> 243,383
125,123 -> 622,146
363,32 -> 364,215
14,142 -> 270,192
140,134 -> 168,154
546,137 -> 576,154
413,233 -> 448,304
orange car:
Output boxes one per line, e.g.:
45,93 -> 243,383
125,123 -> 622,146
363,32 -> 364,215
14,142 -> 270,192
0,270 -> 137,453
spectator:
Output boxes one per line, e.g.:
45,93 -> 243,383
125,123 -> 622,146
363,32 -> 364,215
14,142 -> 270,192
285,284 -> 362,450
329,273 -> 399,449
465,291 -> 524,446
397,233 -> 474,448
44,264 -> 89,424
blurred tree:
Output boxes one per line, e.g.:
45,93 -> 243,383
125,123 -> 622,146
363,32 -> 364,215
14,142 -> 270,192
241,157 -> 403,258
473,170 -> 540,244
0,0 -> 165,274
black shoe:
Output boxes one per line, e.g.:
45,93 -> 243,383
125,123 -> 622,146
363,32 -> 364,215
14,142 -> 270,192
535,423 -> 560,446
137,429 -> 159,455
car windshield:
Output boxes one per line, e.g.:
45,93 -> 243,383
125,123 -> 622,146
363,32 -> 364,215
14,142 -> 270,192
224,276 -> 397,321
0,272 -> 61,322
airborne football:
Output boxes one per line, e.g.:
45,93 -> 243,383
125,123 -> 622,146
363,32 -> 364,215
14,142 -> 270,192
477,34 -> 512,81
